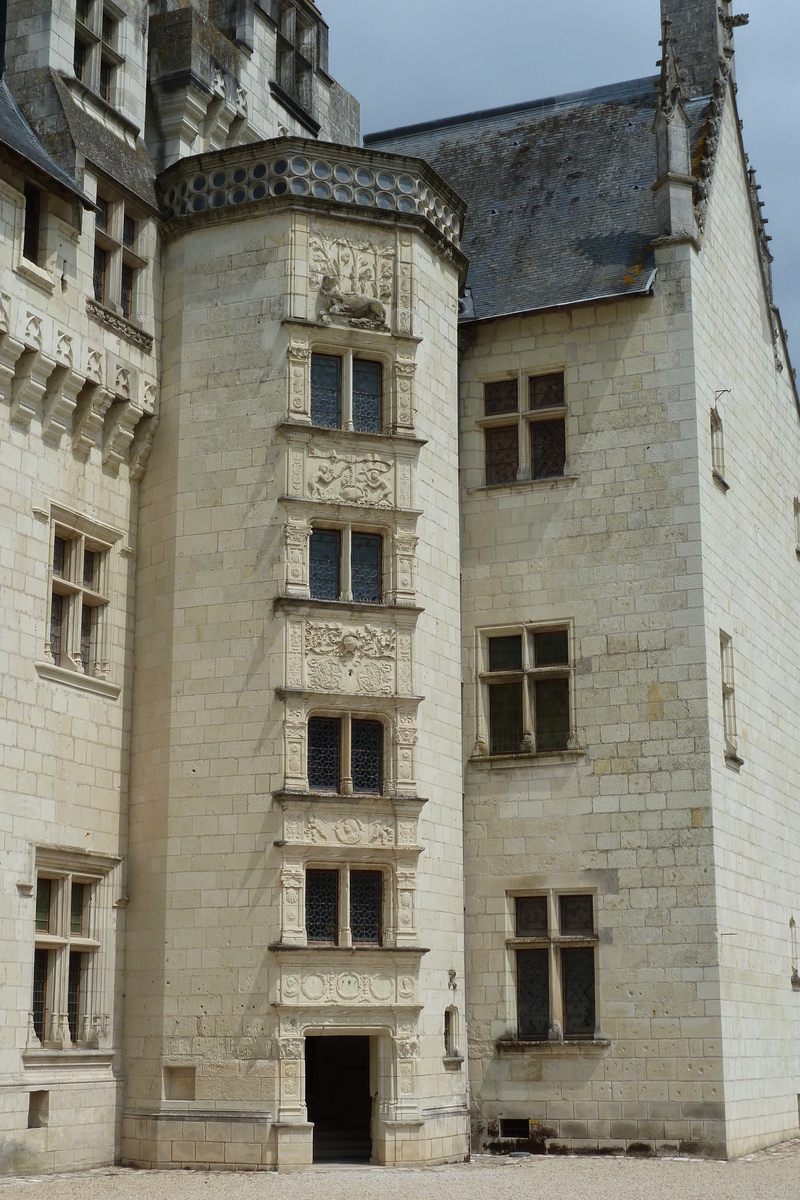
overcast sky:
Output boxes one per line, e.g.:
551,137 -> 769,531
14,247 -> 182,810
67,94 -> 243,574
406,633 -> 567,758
326,0 -> 800,348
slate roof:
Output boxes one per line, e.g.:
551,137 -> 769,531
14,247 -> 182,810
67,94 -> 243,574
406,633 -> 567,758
0,78 -> 93,206
365,78 -> 710,322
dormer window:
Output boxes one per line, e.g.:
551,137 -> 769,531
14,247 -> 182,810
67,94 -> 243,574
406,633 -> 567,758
73,1 -> 124,107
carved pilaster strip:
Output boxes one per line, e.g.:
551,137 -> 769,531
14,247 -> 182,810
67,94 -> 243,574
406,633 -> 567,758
395,233 -> 413,337
392,359 -> 416,434
285,517 -> 312,597
286,340 -> 311,423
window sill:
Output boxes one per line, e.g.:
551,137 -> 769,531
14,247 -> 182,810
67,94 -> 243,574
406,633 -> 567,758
469,748 -> 584,769
35,661 -> 121,699
15,259 -> 56,294
22,1048 -> 115,1067
274,789 -> 426,808
275,597 -> 424,619
269,942 -> 429,955
86,297 -> 154,352
496,1038 -> 611,1056
712,469 -> 730,493
467,475 -> 578,496
278,420 -> 426,449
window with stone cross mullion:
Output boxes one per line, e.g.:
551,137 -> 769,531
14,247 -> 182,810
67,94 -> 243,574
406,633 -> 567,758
31,870 -> 102,1048
305,865 -> 383,947
48,521 -> 110,676
309,525 -> 382,604
307,715 -> 383,795
482,373 -> 567,485
310,350 -> 383,432
512,891 -> 597,1041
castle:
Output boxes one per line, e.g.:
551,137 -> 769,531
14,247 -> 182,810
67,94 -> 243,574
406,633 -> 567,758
1,0 -> 799,1173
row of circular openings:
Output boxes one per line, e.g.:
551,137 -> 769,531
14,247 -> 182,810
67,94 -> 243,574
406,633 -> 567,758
168,159 -> 421,203
176,183 -> 425,215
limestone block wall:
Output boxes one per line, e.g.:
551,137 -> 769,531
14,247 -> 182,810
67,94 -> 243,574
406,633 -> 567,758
460,252 -> 726,1155
125,174 -> 466,1168
689,90 -> 800,1156
0,154 -> 152,1171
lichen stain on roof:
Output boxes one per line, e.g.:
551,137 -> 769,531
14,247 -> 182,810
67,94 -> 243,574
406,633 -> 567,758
367,78 -> 710,321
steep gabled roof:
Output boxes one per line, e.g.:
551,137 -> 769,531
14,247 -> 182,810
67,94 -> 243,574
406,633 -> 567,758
366,78 -> 709,322
0,78 -> 93,207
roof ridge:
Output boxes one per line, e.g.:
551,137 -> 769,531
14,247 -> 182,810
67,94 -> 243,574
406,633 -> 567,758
364,75 -> 660,145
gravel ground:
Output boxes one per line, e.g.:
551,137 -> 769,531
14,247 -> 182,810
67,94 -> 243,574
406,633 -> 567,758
3,1141 -> 800,1200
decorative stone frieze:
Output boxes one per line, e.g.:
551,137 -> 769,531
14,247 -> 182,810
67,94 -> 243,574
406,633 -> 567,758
277,797 -> 425,853
274,959 -> 421,1009
158,138 -> 465,255
283,433 -> 419,514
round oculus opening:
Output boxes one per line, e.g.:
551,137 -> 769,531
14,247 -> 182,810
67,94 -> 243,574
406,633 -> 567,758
252,162 -> 267,179
290,178 -> 309,195
355,189 -> 372,206
376,172 -> 394,190
272,159 -> 289,176
212,172 -> 226,188
312,161 -> 332,179
192,175 -> 206,192
333,165 -> 352,183
291,157 -> 310,175
334,185 -> 352,202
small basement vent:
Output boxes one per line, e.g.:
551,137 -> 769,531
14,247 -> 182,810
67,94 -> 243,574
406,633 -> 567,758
499,1118 -> 530,1139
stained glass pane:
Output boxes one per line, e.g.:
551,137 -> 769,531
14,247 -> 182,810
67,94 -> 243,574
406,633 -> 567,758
531,419 -> 566,479
32,950 -> 48,1043
517,949 -> 549,1039
534,677 -> 570,751
50,595 -> 63,664
311,354 -> 341,428
529,373 -> 565,410
485,380 -> 518,415
486,426 -> 518,485
351,534 -> 381,604
306,869 -> 338,943
534,630 -> 568,666
309,529 -> 340,600
52,536 -> 66,577
353,359 -> 382,433
80,605 -> 94,673
120,263 -> 133,320
350,871 -> 382,944
489,635 -> 522,672
352,719 -> 382,793
516,896 -> 548,936
93,245 -> 107,305
83,550 -> 97,589
67,952 -> 83,1044
35,878 -> 51,932
559,894 -> 594,935
489,681 -> 523,755
562,948 -> 595,1037
308,717 -> 340,791
71,882 -> 85,935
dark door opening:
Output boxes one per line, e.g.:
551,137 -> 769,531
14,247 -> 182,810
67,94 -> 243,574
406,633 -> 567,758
305,1035 -> 372,1162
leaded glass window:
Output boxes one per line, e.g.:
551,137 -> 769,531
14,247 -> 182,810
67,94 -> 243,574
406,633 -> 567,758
489,635 -> 522,672
67,951 -> 83,1044
308,717 -> 340,791
562,948 -> 595,1037
71,883 -> 86,936
306,869 -> 338,943
93,245 -> 107,304
529,373 -> 565,410
353,359 -> 382,433
517,949 -> 549,1039
350,871 -> 382,944
351,719 -> 382,793
485,426 -> 518,485
516,895 -> 547,937
80,606 -> 95,672
531,418 -> 566,479
311,354 -> 341,428
511,891 -> 597,1042
534,678 -> 570,751
32,949 -> 48,1043
35,878 -> 51,933
485,380 -> 518,415
351,534 -> 382,604
309,529 -> 341,600
489,682 -> 523,755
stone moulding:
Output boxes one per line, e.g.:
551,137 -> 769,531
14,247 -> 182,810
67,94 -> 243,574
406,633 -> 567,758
157,136 -> 467,262
86,298 -> 154,353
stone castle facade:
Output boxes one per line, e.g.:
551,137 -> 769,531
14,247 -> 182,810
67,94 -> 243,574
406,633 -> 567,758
1,0 -> 799,1174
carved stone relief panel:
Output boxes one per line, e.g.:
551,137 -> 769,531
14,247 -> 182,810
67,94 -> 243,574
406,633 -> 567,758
286,618 -> 412,698
280,807 -> 422,851
309,229 -> 395,332
277,964 -> 419,1008
306,449 -> 396,508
